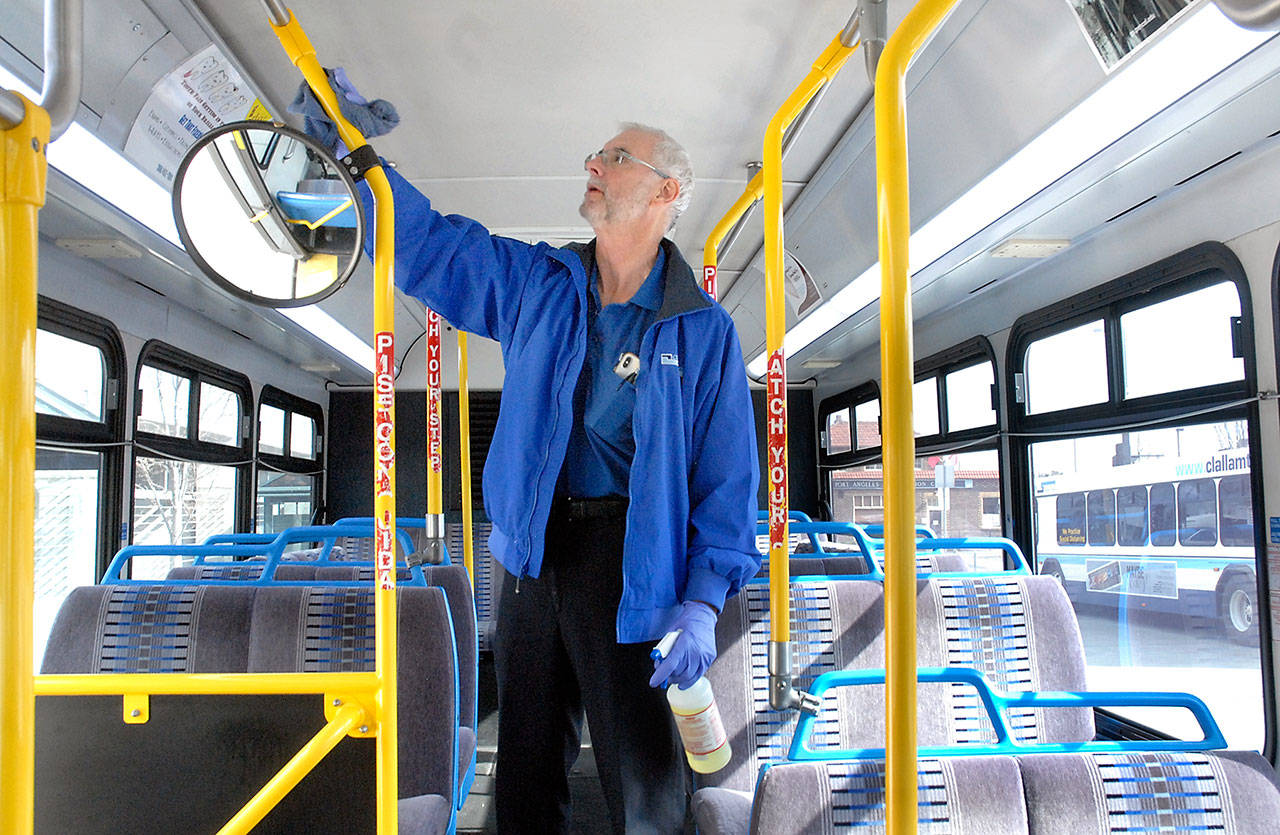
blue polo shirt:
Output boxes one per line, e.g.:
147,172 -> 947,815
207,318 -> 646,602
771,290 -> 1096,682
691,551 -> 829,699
557,246 -> 666,498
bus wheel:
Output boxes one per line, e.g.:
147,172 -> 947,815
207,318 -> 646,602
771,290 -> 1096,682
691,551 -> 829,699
1041,561 -> 1065,587
1220,575 -> 1260,646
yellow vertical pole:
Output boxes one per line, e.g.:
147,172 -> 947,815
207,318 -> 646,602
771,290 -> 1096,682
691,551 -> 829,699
0,93 -> 48,835
763,35 -> 856,644
457,331 -> 474,583
268,12 -> 397,832
875,1 -> 959,831
425,311 -> 443,519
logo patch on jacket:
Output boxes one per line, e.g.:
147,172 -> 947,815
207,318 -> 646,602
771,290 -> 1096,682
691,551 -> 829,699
660,353 -> 680,367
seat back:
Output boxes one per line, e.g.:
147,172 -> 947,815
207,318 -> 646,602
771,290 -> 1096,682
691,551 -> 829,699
1017,751 -> 1280,835
41,584 -> 255,674
701,575 -> 1092,794
749,755 -> 1029,834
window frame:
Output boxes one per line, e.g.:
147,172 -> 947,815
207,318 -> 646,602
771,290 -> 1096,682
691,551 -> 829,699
255,385 -> 324,531
1008,241 -> 1272,759
820,337 -> 1003,536
36,297 -> 126,575
131,341 -> 254,537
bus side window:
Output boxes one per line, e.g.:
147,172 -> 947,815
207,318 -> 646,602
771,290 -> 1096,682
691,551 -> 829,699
1116,485 -> 1148,546
1056,492 -> 1086,545
1149,482 -> 1175,546
1218,474 -> 1253,547
1178,478 -> 1218,547
1086,489 -> 1116,545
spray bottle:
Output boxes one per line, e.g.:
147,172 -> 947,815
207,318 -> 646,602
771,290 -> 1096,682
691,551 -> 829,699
652,629 -> 732,774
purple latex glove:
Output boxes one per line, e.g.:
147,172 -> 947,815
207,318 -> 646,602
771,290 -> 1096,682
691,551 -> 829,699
649,601 -> 718,689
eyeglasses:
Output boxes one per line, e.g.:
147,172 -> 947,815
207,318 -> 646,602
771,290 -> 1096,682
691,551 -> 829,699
584,147 -> 672,180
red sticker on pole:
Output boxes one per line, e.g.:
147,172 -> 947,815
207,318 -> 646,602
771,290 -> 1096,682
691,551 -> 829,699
374,330 -> 396,590
766,349 -> 787,557
703,265 -> 717,300
426,310 -> 443,477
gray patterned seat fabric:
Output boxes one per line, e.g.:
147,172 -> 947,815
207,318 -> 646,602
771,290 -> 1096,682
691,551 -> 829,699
41,584 -> 255,674
749,755 -> 1029,834
164,563 -> 267,582
1017,751 -> 1280,835
694,576 -> 1093,834
247,585 -> 459,831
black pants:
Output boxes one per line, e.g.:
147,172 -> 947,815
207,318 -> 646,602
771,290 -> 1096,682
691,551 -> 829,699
493,505 -> 686,834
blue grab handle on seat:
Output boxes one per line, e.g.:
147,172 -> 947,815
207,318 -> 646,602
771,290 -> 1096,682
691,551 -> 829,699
787,667 -> 1227,761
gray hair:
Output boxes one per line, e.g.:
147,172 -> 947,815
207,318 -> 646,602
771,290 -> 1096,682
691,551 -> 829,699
620,122 -> 694,233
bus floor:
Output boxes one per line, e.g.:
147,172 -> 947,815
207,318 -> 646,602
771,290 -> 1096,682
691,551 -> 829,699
458,654 -> 611,833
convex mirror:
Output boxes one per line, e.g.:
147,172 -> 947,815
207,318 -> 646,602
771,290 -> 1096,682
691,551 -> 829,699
172,120 -> 365,308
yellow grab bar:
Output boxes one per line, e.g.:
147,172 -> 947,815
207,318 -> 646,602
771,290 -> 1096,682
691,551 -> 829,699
458,331 -> 475,583
875,0 -> 961,831
702,170 -> 764,300
217,702 -> 367,835
426,310 -> 444,519
269,8 -> 399,832
34,671 -> 379,696
762,29 -> 859,712
0,93 -> 49,835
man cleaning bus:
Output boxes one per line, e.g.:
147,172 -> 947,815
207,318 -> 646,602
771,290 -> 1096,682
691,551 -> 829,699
297,79 -> 761,833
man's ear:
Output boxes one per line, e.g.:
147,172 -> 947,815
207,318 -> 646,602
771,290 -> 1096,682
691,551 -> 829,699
655,177 -> 680,207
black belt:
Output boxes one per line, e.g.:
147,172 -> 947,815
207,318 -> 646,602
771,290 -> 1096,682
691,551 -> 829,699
552,495 -> 629,522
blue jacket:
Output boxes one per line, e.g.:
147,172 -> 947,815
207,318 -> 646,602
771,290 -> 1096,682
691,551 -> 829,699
361,169 -> 761,642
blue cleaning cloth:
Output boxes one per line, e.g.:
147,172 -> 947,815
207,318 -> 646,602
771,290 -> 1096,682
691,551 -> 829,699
288,67 -> 399,153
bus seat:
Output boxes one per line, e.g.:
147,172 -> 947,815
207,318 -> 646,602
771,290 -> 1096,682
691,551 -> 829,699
41,584 -> 255,674
247,585 -> 460,826
165,563 -> 267,582
693,575 -> 1092,833
274,563 -> 321,581
749,756 -> 1029,834
918,576 -> 1093,745
1017,751 -> 1280,835
418,564 -> 480,805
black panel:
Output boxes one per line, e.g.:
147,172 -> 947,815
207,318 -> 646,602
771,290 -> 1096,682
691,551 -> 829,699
36,694 -> 375,834
753,389 -> 819,518
327,389 -> 501,520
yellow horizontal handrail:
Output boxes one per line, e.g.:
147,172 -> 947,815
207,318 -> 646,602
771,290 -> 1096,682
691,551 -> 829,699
34,672 -> 379,697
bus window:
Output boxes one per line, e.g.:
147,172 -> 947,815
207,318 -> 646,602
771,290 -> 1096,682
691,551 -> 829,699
1219,474 -> 1253,547
1056,493 -> 1086,545
854,398 -> 880,450
913,377 -> 939,437
197,382 -> 241,446
1028,421 -> 1260,747
36,329 -> 104,421
1120,282 -> 1244,399
1178,478 -> 1218,546
1115,485 -> 1148,546
1149,482 -> 1175,546
824,407 -> 851,454
137,365 -> 190,438
255,387 -> 323,535
259,403 -> 286,456
944,361 -> 996,431
1087,489 -> 1116,545
291,414 -> 317,460
1024,319 -> 1107,414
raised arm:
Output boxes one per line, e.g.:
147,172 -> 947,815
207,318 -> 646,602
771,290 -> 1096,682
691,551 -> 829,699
359,166 -> 550,345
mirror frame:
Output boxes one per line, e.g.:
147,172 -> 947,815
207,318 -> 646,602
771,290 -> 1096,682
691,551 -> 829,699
171,120 -> 366,309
